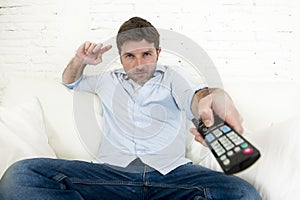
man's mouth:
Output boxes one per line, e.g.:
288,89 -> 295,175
134,72 -> 146,75
133,70 -> 147,76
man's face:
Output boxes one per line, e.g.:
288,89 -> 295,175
120,39 -> 161,85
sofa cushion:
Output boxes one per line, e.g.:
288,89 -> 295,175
198,113 -> 300,199
0,77 -> 102,161
245,114 -> 300,199
0,97 -> 56,177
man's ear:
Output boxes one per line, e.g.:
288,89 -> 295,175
119,50 -> 123,65
157,48 -> 161,56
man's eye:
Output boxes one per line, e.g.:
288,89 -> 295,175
144,52 -> 152,56
125,54 -> 133,58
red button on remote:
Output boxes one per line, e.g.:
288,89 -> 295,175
243,147 -> 254,155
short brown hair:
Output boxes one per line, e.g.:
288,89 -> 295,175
116,17 -> 160,53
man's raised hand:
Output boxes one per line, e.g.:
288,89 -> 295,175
76,41 -> 112,65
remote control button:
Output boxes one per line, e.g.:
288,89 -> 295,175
198,123 -> 208,133
227,131 -> 244,145
213,129 -> 223,137
243,147 -> 254,155
241,142 -> 248,148
211,141 -> 226,156
234,146 -> 241,152
219,136 -> 234,150
205,133 -> 215,143
220,155 -> 227,161
220,125 -> 231,133
233,138 -> 244,145
223,159 -> 230,166
201,126 -> 208,133
226,131 -> 236,138
227,150 -> 234,156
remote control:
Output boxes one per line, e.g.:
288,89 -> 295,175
192,115 -> 260,174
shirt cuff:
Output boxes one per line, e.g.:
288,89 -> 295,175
192,84 -> 208,93
186,84 -> 209,120
62,76 -> 83,89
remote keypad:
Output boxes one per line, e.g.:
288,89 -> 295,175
192,115 -> 261,174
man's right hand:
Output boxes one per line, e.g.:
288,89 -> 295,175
62,41 -> 112,84
76,41 -> 112,65
190,88 -> 244,146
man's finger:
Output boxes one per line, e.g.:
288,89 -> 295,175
225,111 -> 244,134
92,43 -> 103,53
189,128 -> 207,147
101,45 -> 113,54
198,95 -> 214,127
84,41 -> 91,53
87,43 -> 97,54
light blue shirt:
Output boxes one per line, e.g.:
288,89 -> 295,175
65,65 -> 207,174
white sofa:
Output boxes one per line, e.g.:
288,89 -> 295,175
0,75 -> 299,200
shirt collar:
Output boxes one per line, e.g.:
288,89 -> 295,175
114,64 -> 166,80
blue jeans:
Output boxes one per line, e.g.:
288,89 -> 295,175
0,158 -> 261,200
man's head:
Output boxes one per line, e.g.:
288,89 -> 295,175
117,17 -> 161,85
117,17 -> 160,53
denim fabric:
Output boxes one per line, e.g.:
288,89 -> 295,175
0,158 -> 261,200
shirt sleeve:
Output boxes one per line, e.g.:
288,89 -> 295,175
62,76 -> 83,89
168,66 -> 208,120
192,84 -> 208,93
62,75 -> 103,94
184,84 -> 208,120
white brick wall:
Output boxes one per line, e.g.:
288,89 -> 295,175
0,0 -> 299,83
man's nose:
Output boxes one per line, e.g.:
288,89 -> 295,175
135,57 -> 145,69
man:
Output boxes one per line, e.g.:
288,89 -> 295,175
0,17 -> 261,200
